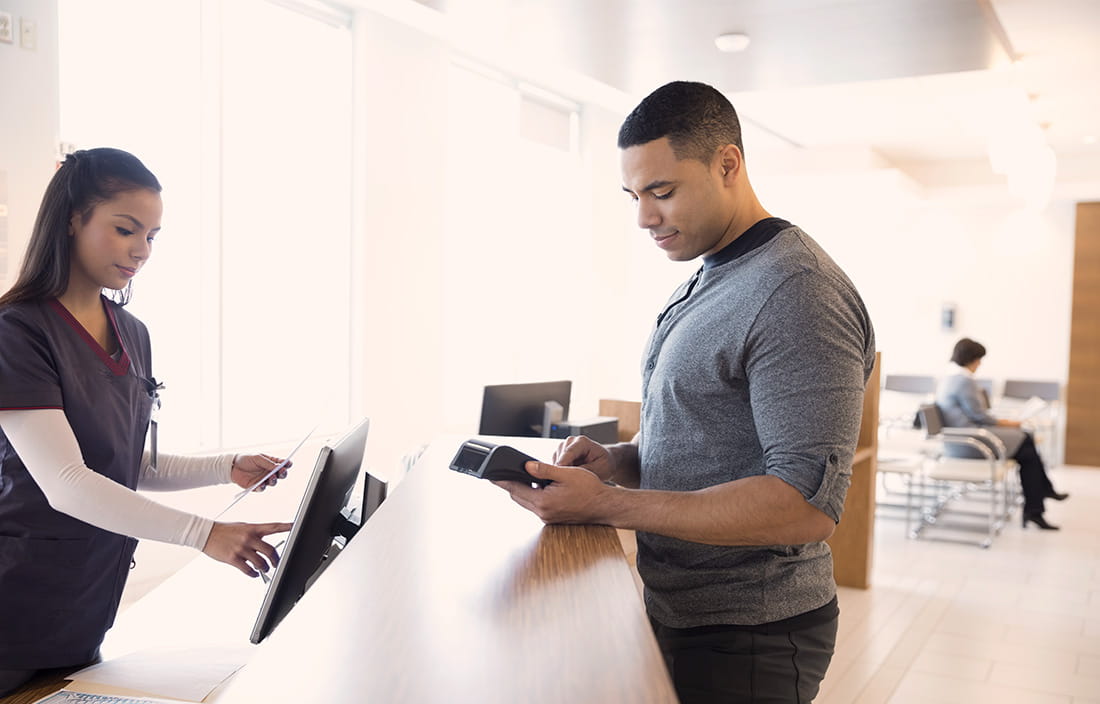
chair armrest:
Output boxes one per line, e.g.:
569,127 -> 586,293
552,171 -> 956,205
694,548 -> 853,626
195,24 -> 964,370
941,427 -> 1009,459
936,433 -> 996,461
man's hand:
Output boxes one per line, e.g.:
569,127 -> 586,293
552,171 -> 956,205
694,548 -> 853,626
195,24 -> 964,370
493,461 -> 617,525
202,521 -> 293,577
552,435 -> 615,480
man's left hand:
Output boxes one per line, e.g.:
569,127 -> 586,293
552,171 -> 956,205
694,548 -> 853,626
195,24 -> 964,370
493,461 -> 614,525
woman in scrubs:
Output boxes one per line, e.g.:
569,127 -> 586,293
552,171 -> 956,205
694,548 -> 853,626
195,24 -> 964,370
0,148 -> 294,694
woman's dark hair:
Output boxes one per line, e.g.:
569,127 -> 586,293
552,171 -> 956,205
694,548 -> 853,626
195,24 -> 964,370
951,337 -> 987,366
0,148 -> 161,308
617,81 -> 744,163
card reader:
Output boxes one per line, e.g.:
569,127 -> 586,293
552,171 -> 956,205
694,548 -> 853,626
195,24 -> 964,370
448,439 -> 550,487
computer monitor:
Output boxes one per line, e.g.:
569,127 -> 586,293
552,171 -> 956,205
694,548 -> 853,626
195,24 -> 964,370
478,380 -> 572,437
249,417 -> 386,643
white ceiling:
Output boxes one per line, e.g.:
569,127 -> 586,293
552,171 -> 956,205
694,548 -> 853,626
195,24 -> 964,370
406,0 -> 1100,198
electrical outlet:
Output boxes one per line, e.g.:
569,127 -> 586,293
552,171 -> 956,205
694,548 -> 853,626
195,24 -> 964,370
20,17 -> 35,50
0,12 -> 15,44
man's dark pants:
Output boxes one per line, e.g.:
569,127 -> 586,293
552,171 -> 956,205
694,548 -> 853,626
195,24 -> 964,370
651,614 -> 838,704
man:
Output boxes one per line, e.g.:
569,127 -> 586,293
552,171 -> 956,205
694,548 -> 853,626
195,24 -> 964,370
497,81 -> 875,703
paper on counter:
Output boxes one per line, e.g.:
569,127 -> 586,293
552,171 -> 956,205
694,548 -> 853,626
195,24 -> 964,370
67,645 -> 252,703
33,690 -> 181,704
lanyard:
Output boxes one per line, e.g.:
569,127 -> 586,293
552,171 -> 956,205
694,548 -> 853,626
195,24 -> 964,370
143,377 -> 164,472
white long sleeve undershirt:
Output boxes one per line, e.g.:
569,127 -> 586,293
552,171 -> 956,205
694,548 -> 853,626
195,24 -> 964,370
0,408 -> 235,550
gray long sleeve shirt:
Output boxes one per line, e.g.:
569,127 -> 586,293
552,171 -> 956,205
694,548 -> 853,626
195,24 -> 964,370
637,222 -> 875,628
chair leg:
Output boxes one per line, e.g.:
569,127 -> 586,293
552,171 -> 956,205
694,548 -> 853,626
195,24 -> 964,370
987,479 -> 996,545
904,472 -> 914,537
908,469 -> 924,539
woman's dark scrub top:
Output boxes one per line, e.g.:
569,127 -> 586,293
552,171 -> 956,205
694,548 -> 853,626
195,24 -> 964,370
0,297 -> 154,669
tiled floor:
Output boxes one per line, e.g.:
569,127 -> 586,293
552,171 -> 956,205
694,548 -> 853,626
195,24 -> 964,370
119,460 -> 1100,703
818,464 -> 1100,703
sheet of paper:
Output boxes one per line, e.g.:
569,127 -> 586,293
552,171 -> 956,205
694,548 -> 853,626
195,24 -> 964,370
67,645 -> 251,703
1018,395 -> 1048,420
217,426 -> 315,517
33,690 -> 182,704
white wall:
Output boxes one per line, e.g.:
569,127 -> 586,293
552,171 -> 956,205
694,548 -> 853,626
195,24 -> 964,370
56,0 -> 208,449
351,10 -> 449,472
52,0 -> 356,456
0,0 -> 58,289
346,2 -> 1083,476
751,161 -> 1076,386
1,0 -> 1084,476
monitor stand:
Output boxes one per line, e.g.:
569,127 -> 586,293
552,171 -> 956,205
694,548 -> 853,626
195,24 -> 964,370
306,477 -> 387,592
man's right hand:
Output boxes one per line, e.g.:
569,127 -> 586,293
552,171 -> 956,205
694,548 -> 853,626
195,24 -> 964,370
202,521 -> 293,578
553,435 -> 615,481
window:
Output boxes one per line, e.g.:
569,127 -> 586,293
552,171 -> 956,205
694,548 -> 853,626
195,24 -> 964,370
439,62 -> 594,428
59,0 -> 353,450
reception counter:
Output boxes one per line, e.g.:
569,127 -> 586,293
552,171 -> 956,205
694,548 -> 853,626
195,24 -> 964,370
212,434 -> 676,703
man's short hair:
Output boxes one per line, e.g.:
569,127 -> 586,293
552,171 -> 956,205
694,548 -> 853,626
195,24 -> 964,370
617,81 -> 744,163
951,338 -> 987,366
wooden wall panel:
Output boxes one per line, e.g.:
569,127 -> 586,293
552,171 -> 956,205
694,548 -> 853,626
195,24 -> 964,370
1066,202 -> 1100,467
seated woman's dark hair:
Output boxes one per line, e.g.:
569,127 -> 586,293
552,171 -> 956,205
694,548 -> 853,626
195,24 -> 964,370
951,338 -> 987,366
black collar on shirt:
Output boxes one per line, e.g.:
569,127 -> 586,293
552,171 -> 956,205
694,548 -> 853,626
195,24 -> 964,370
702,217 -> 792,270
655,218 -> 794,328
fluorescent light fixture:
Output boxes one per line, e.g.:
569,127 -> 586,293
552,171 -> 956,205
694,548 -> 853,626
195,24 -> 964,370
715,33 -> 750,53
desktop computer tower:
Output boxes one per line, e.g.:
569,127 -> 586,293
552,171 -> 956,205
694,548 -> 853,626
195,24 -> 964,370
548,416 -> 619,444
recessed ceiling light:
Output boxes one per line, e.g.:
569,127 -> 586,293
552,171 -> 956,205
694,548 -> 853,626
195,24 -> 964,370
715,33 -> 751,53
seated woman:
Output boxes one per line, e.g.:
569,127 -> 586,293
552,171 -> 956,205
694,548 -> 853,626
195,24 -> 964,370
936,338 -> 1068,530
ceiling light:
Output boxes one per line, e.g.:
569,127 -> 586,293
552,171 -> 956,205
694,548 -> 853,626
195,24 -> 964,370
715,33 -> 750,53
1085,135 -> 1098,145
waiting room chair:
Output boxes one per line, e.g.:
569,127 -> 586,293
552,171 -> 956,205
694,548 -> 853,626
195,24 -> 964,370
876,424 -> 937,535
883,374 -> 937,394
911,404 -> 1019,548
880,374 -> 938,430
974,378 -> 994,407
1002,379 -> 1060,402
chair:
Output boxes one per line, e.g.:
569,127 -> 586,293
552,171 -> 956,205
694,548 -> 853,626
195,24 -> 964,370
883,374 -> 937,394
1002,379 -> 1060,401
880,374 -> 937,430
876,424 -> 937,535
974,378 -> 995,406
911,404 -> 1018,548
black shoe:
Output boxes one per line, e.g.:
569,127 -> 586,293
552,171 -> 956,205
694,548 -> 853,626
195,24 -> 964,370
1022,512 -> 1060,530
1045,491 -> 1069,501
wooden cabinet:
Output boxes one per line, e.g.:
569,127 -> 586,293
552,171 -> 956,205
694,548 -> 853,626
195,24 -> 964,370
827,351 -> 881,589
598,398 -> 642,442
